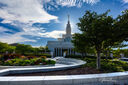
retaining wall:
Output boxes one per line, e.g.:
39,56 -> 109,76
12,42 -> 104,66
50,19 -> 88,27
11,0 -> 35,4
1,72 -> 128,85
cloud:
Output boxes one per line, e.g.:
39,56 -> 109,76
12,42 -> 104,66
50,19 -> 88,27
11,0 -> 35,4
0,0 -> 99,44
56,0 -> 100,7
123,0 -> 128,3
39,30 -> 65,38
0,27 -> 65,43
0,26 -> 9,32
44,0 -> 100,10
0,26 -> 41,44
0,0 -> 60,44
0,0 -> 58,24
0,22 -> 64,43
0,31 -> 37,44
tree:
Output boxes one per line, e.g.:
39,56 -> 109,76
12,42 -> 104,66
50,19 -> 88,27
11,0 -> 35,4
114,10 -> 128,43
7,46 -> 16,53
73,10 -> 128,69
44,46 -> 50,52
0,42 -> 10,53
15,44 -> 33,55
72,10 -> 117,69
72,33 -> 95,56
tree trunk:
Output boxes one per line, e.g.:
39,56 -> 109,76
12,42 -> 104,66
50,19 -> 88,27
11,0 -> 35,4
97,51 -> 101,69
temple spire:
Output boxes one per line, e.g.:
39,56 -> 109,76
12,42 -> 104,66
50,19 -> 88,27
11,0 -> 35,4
68,14 -> 69,21
66,14 -> 71,35
68,14 -> 70,24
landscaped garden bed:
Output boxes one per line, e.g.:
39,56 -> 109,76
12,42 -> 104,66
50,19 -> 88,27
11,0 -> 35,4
0,54 -> 56,66
4,55 -> 128,76
66,55 -> 128,72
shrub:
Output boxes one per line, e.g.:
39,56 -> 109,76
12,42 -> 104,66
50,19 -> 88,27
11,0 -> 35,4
65,55 -> 97,59
81,57 -> 128,72
46,60 -> 56,65
3,54 -> 22,60
13,59 -> 22,66
30,59 -> 36,65
84,55 -> 96,59
40,54 -> 51,58
100,59 -> 128,72
0,61 -> 3,65
24,60 -> 31,66
82,58 -> 96,68
1,57 -> 56,66
19,56 -> 27,59
65,55 -> 82,58
4,59 -> 13,66
40,56 -> 47,59
24,53 -> 51,58
101,56 -> 112,59
26,56 -> 36,59
0,55 -> 4,62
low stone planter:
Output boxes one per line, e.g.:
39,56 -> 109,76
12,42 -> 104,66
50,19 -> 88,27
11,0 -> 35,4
0,71 -> 128,85
0,57 -> 86,76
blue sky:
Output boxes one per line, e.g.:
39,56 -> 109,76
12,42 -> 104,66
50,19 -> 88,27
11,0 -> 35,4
0,0 -> 128,47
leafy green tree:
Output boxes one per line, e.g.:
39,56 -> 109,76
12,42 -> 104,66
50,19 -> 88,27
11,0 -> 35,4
72,10 -> 117,69
122,49 -> 128,57
15,44 -> 33,55
73,10 -> 128,69
44,46 -> 50,52
39,46 -> 45,52
32,47 -> 41,55
114,10 -> 128,43
0,42 -> 9,53
113,48 -> 122,58
72,33 -> 95,56
7,46 -> 16,53
113,48 -> 128,58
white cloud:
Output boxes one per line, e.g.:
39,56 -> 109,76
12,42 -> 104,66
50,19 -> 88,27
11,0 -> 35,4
0,26 -> 9,32
0,0 -> 99,44
44,0 -> 100,9
0,31 -> 36,44
123,0 -> 128,3
39,30 -> 65,38
0,0 -> 60,44
0,0 -> 58,24
0,26 -> 46,44
0,22 -> 64,43
0,27 -> 65,43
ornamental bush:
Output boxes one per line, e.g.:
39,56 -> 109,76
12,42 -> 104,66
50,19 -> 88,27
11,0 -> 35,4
81,57 -> 128,72
0,57 -> 56,66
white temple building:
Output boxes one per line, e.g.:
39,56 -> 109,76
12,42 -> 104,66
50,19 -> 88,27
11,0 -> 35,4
47,15 -> 76,56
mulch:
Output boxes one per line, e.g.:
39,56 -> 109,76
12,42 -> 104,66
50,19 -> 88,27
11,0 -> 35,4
5,67 -> 102,76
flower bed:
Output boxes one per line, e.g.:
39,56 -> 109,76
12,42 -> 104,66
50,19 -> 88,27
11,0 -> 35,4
0,54 -> 56,66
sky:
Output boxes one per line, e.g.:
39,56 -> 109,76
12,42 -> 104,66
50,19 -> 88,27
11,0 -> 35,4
0,0 -> 128,47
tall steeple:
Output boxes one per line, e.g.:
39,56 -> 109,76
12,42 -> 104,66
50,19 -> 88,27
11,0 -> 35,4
68,14 -> 70,24
66,14 -> 71,36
